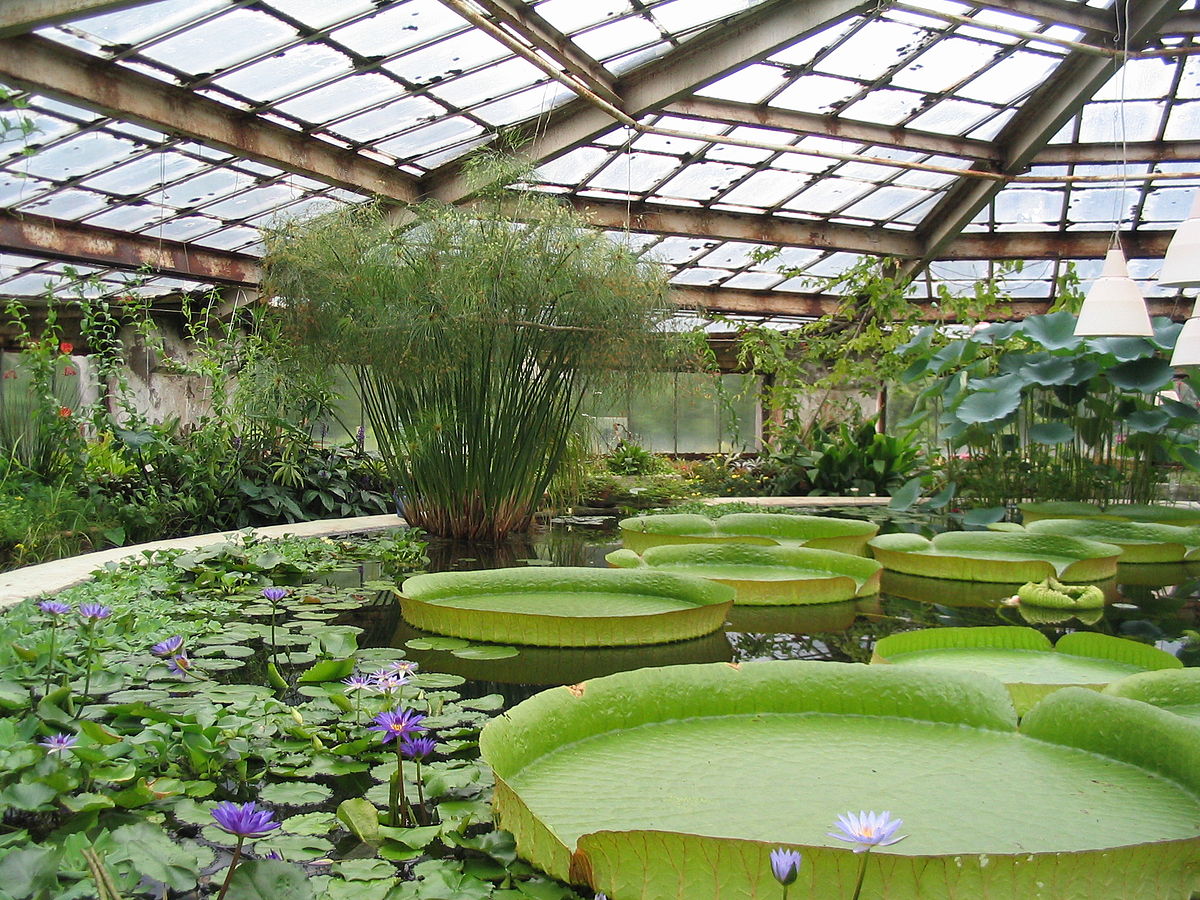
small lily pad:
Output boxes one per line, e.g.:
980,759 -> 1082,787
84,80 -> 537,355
259,782 -> 334,807
406,637 -> 471,651
451,646 -> 520,660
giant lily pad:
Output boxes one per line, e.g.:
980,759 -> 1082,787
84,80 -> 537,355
1103,668 -> 1200,721
605,544 -> 880,605
1018,518 -> 1200,563
872,626 -> 1181,714
618,513 -> 878,556
1020,501 -> 1200,526
480,661 -> 1200,900
398,567 -> 733,647
868,531 -> 1120,582
725,597 -> 878,634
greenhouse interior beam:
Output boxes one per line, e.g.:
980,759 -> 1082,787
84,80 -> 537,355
1036,140 -> 1200,165
961,0 -> 1113,34
575,198 -> 1170,260
466,0 -> 618,106
671,286 -> 1183,321
664,97 -> 998,161
0,36 -> 421,204
0,0 -> 158,37
423,0 -> 873,203
0,211 -> 261,286
907,0 -> 1182,277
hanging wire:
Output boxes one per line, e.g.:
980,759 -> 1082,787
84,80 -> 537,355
1111,0 -> 1131,250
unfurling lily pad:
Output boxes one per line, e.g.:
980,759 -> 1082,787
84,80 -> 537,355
605,544 -> 880,606
1016,576 -> 1105,609
871,626 -> 1181,714
867,531 -> 1120,583
1103,668 -> 1200,721
399,567 -> 733,647
481,661 -> 1200,900
618,513 -> 879,556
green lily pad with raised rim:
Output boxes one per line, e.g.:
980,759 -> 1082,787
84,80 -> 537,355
605,544 -> 880,606
399,567 -> 733,647
1020,501 -> 1200,526
868,531 -> 1121,582
871,626 -> 1182,714
1103,668 -> 1200,721
618,513 -> 879,556
480,661 -> 1200,900
1015,518 -> 1200,563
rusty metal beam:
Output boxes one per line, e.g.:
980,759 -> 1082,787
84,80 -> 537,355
468,0 -> 618,106
959,1 -> 1114,34
573,197 -> 1171,260
423,0 -> 874,203
665,97 -> 998,161
907,0 -> 1181,278
0,0 -> 158,37
0,210 -> 262,285
1035,139 -> 1200,164
671,285 -> 1185,321
0,35 -> 420,204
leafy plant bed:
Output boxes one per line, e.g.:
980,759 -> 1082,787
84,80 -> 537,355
868,531 -> 1121,582
1104,668 -> 1200,721
0,529 -> 593,900
618,512 -> 879,556
1020,501 -> 1200,526
481,661 -> 1200,900
1009,518 -> 1200,563
398,567 -> 733,647
872,626 -> 1182,714
605,544 -> 881,605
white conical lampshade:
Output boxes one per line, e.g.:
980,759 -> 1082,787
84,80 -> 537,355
1074,247 -> 1153,336
1170,298 -> 1200,366
1160,192 -> 1200,288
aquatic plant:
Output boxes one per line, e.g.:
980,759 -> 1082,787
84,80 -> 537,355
769,847 -> 802,899
371,708 -> 428,826
211,801 -> 281,900
264,160 -> 674,540
829,810 -> 906,900
37,599 -> 69,693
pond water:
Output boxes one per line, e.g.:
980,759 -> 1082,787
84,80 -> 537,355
333,517 -> 1200,705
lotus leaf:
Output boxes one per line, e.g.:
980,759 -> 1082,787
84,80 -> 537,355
1102,669 -> 1200,721
398,567 -> 733,647
872,626 -> 1181,714
480,661 -> 1200,900
1016,518 -> 1200,563
868,531 -> 1121,582
605,544 -> 880,606
618,513 -> 878,556
1020,501 -> 1200,526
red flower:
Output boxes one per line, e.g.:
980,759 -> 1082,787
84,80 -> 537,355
62,366 -> 76,376
2,371 -> 15,380
59,342 -> 73,355
58,406 -> 71,418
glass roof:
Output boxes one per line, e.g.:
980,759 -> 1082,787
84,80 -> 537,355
0,0 -> 1198,327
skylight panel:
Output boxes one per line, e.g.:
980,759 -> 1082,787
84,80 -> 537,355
892,36 -> 995,93
724,271 -> 784,290
0,174 -> 53,206
330,96 -> 446,143
533,0 -> 632,34
839,88 -> 925,126
1078,100 -> 1166,142
993,188 -> 1063,225
212,44 -> 353,105
769,18 -> 859,67
698,241 -> 769,268
202,183 -> 305,219
670,267 -> 726,286
22,132 -> 138,181
69,0 -> 226,46
16,188 -> 108,220
1164,100 -> 1200,140
158,169 -> 244,207
656,161 -> 754,201
430,57 -> 545,107
373,117 -> 484,160
264,0 -> 376,30
1142,187 -> 1197,223
843,186 -> 932,220
139,9 -> 298,75
1091,57 -> 1178,102
83,154 -> 204,194
274,74 -> 399,124
572,14 -> 662,62
152,215 -> 224,241
816,20 -> 930,81
536,147 -> 611,186
330,0 -> 466,57
720,169 -> 807,207
771,74 -> 862,115
908,97 -> 997,135
645,236 -> 717,264
697,64 -> 789,104
958,50 -> 1058,105
606,43 -> 673,76
194,226 -> 262,251
83,202 -> 173,230
383,30 -> 511,86
588,152 -> 681,193
783,178 -> 873,214
475,83 -> 574,127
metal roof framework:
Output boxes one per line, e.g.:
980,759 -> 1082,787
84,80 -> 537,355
1,0 -> 1199,327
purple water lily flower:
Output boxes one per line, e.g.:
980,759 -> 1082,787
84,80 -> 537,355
400,735 -> 436,760
342,674 -> 374,692
38,600 -> 70,616
210,801 -> 281,839
388,660 -> 418,675
38,733 -> 77,755
368,708 -> 427,745
78,603 -> 112,621
828,810 -> 907,852
151,635 -> 185,657
166,653 -> 193,677
261,587 -> 288,603
369,670 -> 407,695
769,847 -> 802,886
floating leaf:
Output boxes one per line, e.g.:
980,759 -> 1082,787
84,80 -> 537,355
259,783 -> 333,807
297,659 -> 356,684
224,860 -> 314,900
451,646 -> 521,660
405,638 -> 471,651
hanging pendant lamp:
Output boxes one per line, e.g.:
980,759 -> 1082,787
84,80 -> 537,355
1074,245 -> 1153,336
1162,192 -> 1200,366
